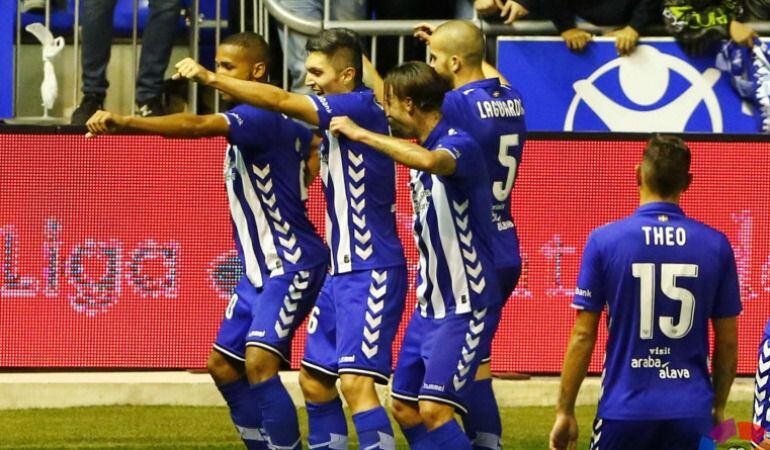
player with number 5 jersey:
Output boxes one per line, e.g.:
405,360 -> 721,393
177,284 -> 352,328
549,136 -> 742,450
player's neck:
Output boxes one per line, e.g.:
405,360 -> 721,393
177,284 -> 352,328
454,67 -> 486,89
639,190 -> 681,206
416,110 -> 443,144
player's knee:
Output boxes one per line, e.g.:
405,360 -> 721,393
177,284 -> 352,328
244,347 -> 281,383
418,400 -> 455,430
207,350 -> 242,385
299,366 -> 338,404
392,398 -> 421,428
339,374 -> 378,411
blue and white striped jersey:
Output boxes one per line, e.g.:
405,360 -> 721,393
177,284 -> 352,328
411,119 -> 499,319
221,104 -> 328,288
307,86 -> 406,274
442,78 -> 526,270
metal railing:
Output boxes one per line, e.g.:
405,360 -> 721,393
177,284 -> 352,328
12,0 -> 770,118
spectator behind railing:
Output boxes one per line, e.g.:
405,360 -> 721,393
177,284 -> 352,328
70,0 -> 182,125
492,0 -> 663,55
663,0 -> 758,55
275,0 -> 367,93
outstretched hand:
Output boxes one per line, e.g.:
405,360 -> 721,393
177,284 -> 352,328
173,58 -> 215,84
85,110 -> 125,138
329,116 -> 365,141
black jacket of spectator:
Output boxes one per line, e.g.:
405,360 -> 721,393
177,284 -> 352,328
663,0 -> 744,54
518,0 -> 662,32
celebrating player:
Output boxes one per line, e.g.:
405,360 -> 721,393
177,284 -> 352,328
86,32 -> 329,450
549,136 -> 741,450
331,61 -> 499,450
417,20 -> 526,449
172,28 -> 407,450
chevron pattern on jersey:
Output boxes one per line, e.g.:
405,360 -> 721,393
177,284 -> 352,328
754,337 -> 770,431
453,199 -> 486,295
361,270 -> 388,359
348,150 -> 372,261
452,308 -> 486,391
273,270 -> 310,339
253,163 -> 303,265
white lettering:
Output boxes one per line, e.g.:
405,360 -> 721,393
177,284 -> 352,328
642,226 -> 687,246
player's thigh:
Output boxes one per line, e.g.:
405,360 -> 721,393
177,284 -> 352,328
419,308 -> 491,415
334,266 -> 407,384
212,278 -> 257,364
301,275 -> 339,378
392,310 -> 432,406
246,266 -> 326,367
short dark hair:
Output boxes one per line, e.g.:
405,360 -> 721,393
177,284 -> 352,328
305,28 -> 364,83
221,31 -> 271,68
642,135 -> 692,197
384,61 -> 452,111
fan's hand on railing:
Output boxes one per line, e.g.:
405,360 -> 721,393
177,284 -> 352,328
413,22 -> 435,45
496,0 -> 529,25
85,110 -> 126,138
173,58 -> 215,85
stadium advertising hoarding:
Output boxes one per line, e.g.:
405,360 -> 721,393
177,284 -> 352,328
497,37 -> 770,133
0,131 -> 768,374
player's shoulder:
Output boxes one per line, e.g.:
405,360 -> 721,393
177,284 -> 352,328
436,125 -> 478,151
679,215 -> 733,252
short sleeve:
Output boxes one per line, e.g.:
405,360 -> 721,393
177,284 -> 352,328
436,133 -> 481,179
221,105 -> 273,150
307,93 -> 351,130
711,235 -> 742,318
572,232 -> 605,312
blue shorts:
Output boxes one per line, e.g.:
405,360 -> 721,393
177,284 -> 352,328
391,307 -> 495,414
480,265 -> 521,363
213,265 -> 326,364
588,417 -> 712,450
301,266 -> 407,384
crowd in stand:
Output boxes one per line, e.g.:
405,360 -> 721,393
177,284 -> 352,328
18,0 -> 768,122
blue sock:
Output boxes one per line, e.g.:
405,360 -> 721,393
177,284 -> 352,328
428,420 -> 472,450
402,424 -> 436,450
216,378 -> 269,450
250,375 -> 300,450
306,397 -> 348,450
352,407 -> 395,450
462,379 -> 502,450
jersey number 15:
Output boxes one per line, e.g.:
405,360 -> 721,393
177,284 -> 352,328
632,263 -> 699,340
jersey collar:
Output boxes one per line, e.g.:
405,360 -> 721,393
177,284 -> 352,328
455,77 -> 500,93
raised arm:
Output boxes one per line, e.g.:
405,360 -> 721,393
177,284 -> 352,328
329,116 -> 456,176
173,58 -> 320,126
85,110 -> 229,138
362,54 -> 385,105
550,310 -> 601,450
481,61 -> 510,85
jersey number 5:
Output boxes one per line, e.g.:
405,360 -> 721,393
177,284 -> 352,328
493,133 -> 519,202
632,263 -> 699,340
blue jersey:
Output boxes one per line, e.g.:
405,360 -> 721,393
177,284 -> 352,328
221,105 -> 328,288
573,202 -> 742,420
307,86 -> 405,274
442,78 -> 525,270
411,119 -> 499,319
